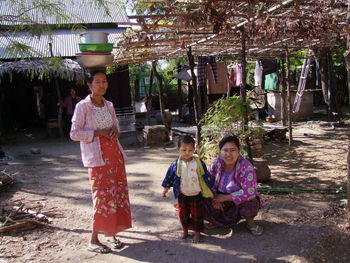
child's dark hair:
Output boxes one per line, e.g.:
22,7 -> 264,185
86,69 -> 107,84
177,135 -> 195,148
219,135 -> 240,150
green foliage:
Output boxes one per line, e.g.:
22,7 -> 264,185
199,96 -> 265,159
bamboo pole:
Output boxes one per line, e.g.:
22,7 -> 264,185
285,49 -> 293,146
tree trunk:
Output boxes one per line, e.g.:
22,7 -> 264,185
151,61 -> 168,129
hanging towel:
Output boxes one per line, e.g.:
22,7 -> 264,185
264,72 -> 278,91
254,60 -> 263,86
207,62 -> 229,94
261,58 -> 278,75
197,56 -> 218,86
229,63 -> 243,87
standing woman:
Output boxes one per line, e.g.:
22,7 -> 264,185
70,70 -> 131,253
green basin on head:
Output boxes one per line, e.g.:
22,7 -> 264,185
78,43 -> 113,53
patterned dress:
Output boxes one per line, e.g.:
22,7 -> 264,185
204,156 -> 261,227
87,105 -> 131,236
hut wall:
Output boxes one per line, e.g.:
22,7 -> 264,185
106,66 -> 132,110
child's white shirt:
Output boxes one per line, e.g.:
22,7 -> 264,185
180,159 -> 201,196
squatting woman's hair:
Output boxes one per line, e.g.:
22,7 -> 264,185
219,135 -> 240,150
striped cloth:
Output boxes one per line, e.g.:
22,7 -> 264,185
197,56 -> 218,86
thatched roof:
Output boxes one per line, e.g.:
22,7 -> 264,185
0,58 -> 86,84
114,0 -> 347,65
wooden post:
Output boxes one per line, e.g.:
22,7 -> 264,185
151,61 -> 168,128
146,70 -> 154,125
327,52 -> 335,118
187,47 -> 201,145
177,65 -> 183,120
348,142 -> 350,226
318,48 -> 331,117
285,49 -> 293,146
201,82 -> 210,115
281,59 -> 287,126
345,0 -> 350,226
240,27 -> 252,160
327,52 -> 342,119
54,78 -> 64,139
49,42 -> 64,139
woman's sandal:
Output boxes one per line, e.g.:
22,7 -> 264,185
108,239 -> 125,249
87,244 -> 111,254
247,225 -> 264,236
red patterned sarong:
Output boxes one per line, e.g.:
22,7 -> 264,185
88,137 -> 132,236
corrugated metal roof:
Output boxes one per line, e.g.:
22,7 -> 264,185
0,0 -> 129,25
0,28 -> 126,59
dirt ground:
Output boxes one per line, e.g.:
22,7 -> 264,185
0,119 -> 349,263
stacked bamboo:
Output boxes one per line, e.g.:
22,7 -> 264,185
0,205 -> 55,234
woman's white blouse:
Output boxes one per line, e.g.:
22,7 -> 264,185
93,104 -> 114,130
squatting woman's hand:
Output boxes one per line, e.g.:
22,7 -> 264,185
212,199 -> 224,211
214,194 -> 231,203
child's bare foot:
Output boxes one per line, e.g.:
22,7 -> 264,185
179,230 -> 189,239
192,232 -> 201,243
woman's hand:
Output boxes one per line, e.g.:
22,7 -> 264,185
94,129 -> 111,139
109,126 -> 120,140
94,127 -> 120,140
212,199 -> 224,211
214,194 -> 231,203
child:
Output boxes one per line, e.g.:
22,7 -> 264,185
161,135 -> 213,243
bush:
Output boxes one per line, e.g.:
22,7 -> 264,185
199,96 -> 265,160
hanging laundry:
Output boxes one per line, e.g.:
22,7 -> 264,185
254,60 -> 263,87
260,58 -> 278,75
207,62 -> 229,94
229,63 -> 242,87
197,56 -> 218,86
264,72 -> 278,91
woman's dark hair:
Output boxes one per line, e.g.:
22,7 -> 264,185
177,135 -> 195,148
86,69 -> 107,83
219,135 -> 240,150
